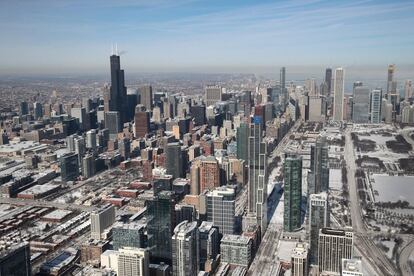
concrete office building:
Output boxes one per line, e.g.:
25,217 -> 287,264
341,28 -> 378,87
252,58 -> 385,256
291,242 -> 309,276
117,247 -> 149,276
318,228 -> 353,274
220,234 -> 252,267
206,186 -> 236,235
352,86 -> 370,123
205,85 -> 222,107
90,205 -> 116,240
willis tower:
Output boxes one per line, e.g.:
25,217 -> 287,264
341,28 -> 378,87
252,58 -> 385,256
104,46 -> 128,124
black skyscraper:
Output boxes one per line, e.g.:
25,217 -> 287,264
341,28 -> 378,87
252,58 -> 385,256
325,68 -> 332,97
106,52 -> 128,124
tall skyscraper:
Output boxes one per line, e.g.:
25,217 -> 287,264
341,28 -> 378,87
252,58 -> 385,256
308,136 -> 329,195
247,120 -> 267,233
333,67 -> 344,121
309,192 -> 329,263
165,142 -> 182,179
205,85 -> 222,107
90,205 -> 115,240
236,122 -> 249,162
405,80 -> 413,101
387,64 -> 398,116
105,111 -> 121,139
318,228 -> 353,274
283,154 -> 302,232
117,247 -> 149,276
291,242 -> 309,276
86,129 -> 97,149
352,86 -> 370,123
105,51 -> 128,124
387,64 -> 396,94
280,67 -> 286,89
34,102 -> 43,120
134,104 -> 150,138
112,222 -> 147,250
0,242 -> 31,276
146,191 -> 175,263
206,186 -> 236,235
19,101 -> 29,116
60,152 -> 80,182
171,221 -> 199,276
198,221 -> 219,271
370,89 -> 383,123
139,85 -> 153,111
325,68 -> 332,97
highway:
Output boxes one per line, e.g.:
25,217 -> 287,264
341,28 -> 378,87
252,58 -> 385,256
344,127 -> 396,275
0,197 -> 96,212
399,236 -> 414,276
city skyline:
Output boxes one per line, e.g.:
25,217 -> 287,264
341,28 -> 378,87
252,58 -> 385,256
1,0 -> 414,74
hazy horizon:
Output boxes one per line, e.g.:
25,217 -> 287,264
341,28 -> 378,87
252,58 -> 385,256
1,0 -> 414,75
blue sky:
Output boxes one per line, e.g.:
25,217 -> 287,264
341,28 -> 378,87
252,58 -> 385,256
1,0 -> 414,74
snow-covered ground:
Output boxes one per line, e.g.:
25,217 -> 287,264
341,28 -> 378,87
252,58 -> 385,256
371,174 -> 414,205
329,168 -> 342,191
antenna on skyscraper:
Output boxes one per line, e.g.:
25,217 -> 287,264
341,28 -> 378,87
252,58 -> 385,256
111,44 -> 114,55
115,43 -> 118,55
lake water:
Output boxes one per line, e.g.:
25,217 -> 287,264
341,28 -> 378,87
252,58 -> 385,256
371,174 -> 414,205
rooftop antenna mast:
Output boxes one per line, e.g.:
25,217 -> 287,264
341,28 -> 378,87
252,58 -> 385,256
115,43 -> 118,55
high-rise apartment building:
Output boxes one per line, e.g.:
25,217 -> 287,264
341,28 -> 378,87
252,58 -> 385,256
90,205 -> 115,240
247,120 -> 267,233
199,156 -> 220,192
309,192 -> 329,263
117,247 -> 149,276
318,228 -> 353,274
85,129 -> 96,150
206,186 -> 236,235
283,154 -> 302,232
146,191 -> 175,263
198,221 -> 219,271
171,221 -> 199,276
308,136 -> 329,195
205,85 -> 222,107
370,89 -> 382,123
34,102 -> 43,120
134,104 -> 150,138
291,242 -> 309,276
333,68 -> 344,121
